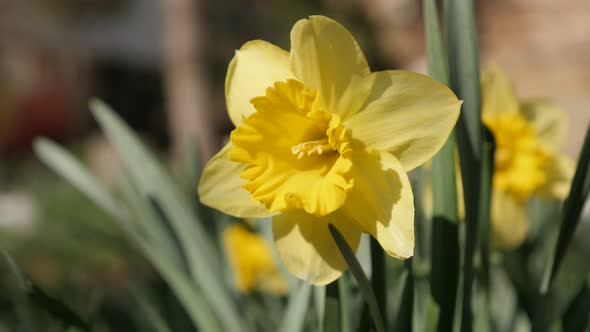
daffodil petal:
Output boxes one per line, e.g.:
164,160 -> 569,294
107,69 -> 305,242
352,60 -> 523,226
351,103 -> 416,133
290,15 -> 372,119
226,40 -> 294,126
272,210 -> 362,285
341,150 -> 414,259
491,190 -> 528,250
345,70 -> 461,171
536,155 -> 575,199
521,100 -> 567,149
481,64 -> 519,115
198,143 -> 276,218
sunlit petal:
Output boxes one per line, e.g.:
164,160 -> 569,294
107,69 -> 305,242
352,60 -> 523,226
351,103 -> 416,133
341,150 -> 414,259
272,210 -> 362,285
226,40 -> 294,126
290,15 -> 372,119
345,70 -> 461,171
198,143 -> 276,218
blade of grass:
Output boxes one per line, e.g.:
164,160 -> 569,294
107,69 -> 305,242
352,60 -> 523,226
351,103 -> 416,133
34,138 -> 126,222
424,0 -> 449,84
118,176 -> 183,268
423,1 -> 460,330
90,99 -> 219,272
478,127 -> 495,290
411,167 -> 431,332
320,278 -> 352,332
444,1 -> 483,331
323,282 -> 341,332
395,261 -> 414,331
131,287 -> 174,332
314,286 -> 326,332
132,232 -> 223,332
278,282 -> 312,332
329,224 -> 385,332
91,100 -> 245,332
444,0 -> 482,159
117,175 -> 223,331
535,125 -> 590,331
35,120 -> 228,331
370,237 -> 387,329
338,276 -> 352,332
542,124 -> 590,292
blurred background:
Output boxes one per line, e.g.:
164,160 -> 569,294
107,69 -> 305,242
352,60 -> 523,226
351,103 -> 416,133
1,0 -> 589,330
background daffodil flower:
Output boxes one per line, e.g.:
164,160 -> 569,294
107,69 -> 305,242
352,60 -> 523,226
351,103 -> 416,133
223,224 -> 288,295
199,15 -> 461,285
481,64 -> 574,249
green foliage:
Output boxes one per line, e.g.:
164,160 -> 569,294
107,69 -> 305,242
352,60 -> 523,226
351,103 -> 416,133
329,224 -> 385,332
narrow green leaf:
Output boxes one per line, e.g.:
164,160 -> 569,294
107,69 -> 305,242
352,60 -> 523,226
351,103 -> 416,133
323,282 -> 341,332
0,245 -> 31,290
278,282 -> 312,332
478,127 -> 495,290
410,167 -> 430,332
27,285 -> 90,331
117,180 -> 222,332
118,176 -> 183,268
131,287 -> 174,332
444,1 -> 483,331
424,2 -> 460,330
329,224 -> 385,332
90,99 -> 219,271
543,124 -> 590,291
338,277 -> 352,332
1,246 -> 90,331
320,278 -> 351,332
133,233 -> 223,332
34,135 -> 224,331
395,261 -> 413,331
370,237 -> 387,329
148,195 -> 190,273
33,138 -> 145,246
444,0 -> 482,159
34,138 -> 126,222
424,0 -> 449,85
314,286 -> 326,332
90,99 -> 245,332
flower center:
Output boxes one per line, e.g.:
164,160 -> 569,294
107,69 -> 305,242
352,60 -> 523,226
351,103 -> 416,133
483,111 -> 548,200
229,79 -> 353,216
291,138 -> 334,159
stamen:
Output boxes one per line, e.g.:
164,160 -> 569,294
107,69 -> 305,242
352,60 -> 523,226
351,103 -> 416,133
291,138 -> 333,159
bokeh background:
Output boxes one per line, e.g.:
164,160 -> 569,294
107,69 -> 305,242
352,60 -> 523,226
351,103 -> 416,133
1,0 -> 589,330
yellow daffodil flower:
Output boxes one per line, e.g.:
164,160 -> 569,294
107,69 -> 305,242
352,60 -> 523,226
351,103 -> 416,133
481,65 -> 574,249
199,16 -> 461,284
223,224 -> 288,295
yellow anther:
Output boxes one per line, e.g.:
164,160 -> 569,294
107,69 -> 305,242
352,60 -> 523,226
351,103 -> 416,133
291,138 -> 333,159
